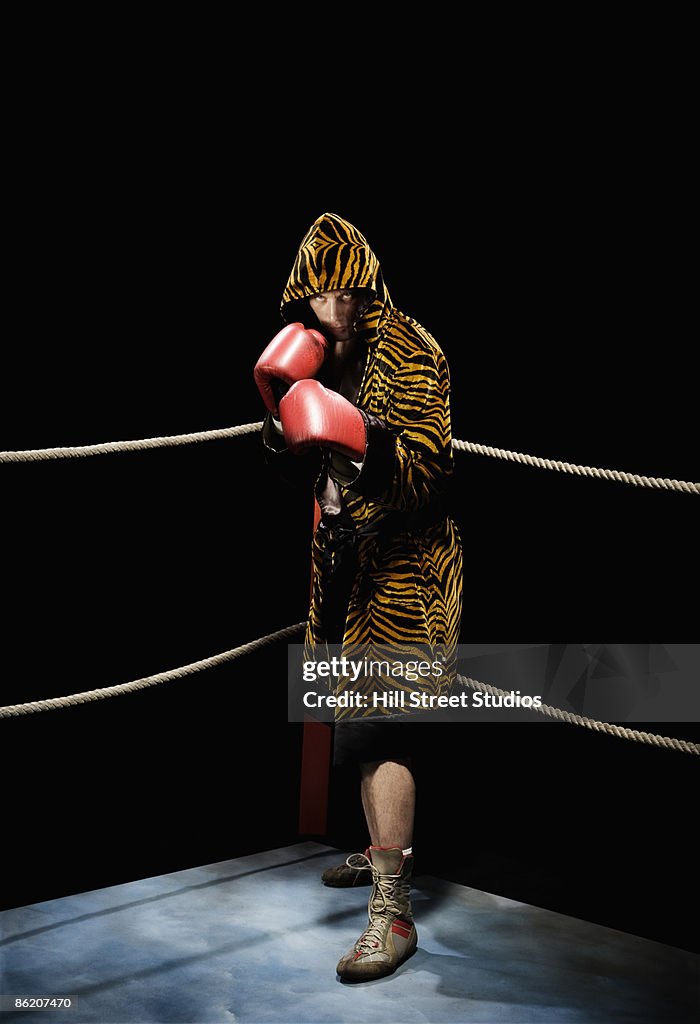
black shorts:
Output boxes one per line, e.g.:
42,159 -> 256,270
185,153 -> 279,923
332,718 -> 446,768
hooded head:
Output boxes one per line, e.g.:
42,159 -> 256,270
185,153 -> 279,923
280,212 -> 393,345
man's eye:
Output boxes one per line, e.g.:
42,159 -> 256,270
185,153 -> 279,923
313,295 -> 326,303
341,293 -> 353,301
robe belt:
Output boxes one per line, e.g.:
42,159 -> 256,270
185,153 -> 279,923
318,500 -> 449,584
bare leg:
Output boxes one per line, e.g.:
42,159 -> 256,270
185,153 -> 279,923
360,759 -> 415,849
335,759 -> 418,980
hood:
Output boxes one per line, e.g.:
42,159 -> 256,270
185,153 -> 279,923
280,212 -> 393,344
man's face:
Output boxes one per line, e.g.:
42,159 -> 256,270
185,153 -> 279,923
308,289 -> 368,343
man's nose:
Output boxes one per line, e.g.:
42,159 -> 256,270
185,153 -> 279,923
327,299 -> 343,324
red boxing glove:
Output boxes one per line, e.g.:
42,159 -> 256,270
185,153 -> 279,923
254,323 -> 328,417
279,379 -> 367,460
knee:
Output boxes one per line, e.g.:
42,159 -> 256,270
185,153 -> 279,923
360,757 -> 413,779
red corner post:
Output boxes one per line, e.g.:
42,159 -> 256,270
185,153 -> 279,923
298,497 -> 332,835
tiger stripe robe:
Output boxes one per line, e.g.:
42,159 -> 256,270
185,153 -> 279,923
265,212 -> 463,718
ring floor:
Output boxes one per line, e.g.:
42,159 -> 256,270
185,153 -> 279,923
1,842 -> 697,1023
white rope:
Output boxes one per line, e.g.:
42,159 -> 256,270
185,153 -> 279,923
452,439 -> 699,494
1,624 -> 696,756
1,422 -> 697,494
0,622 -> 306,718
456,674 -> 699,755
0,422 -> 263,462
0,422 -> 695,745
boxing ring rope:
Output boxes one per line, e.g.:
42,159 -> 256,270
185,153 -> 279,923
1,422 -> 698,494
450,440 -> 699,495
1,423 -> 698,755
0,623 -> 306,720
0,620 -> 697,754
453,675 -> 699,755
0,422 -> 265,463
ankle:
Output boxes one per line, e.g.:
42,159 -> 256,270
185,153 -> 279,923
370,845 -> 413,856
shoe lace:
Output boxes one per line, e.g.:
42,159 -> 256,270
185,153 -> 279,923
344,853 -> 408,955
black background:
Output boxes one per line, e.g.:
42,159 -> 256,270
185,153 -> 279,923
1,77 -> 698,958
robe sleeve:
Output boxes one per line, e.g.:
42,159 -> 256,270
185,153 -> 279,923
329,345 -> 454,511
